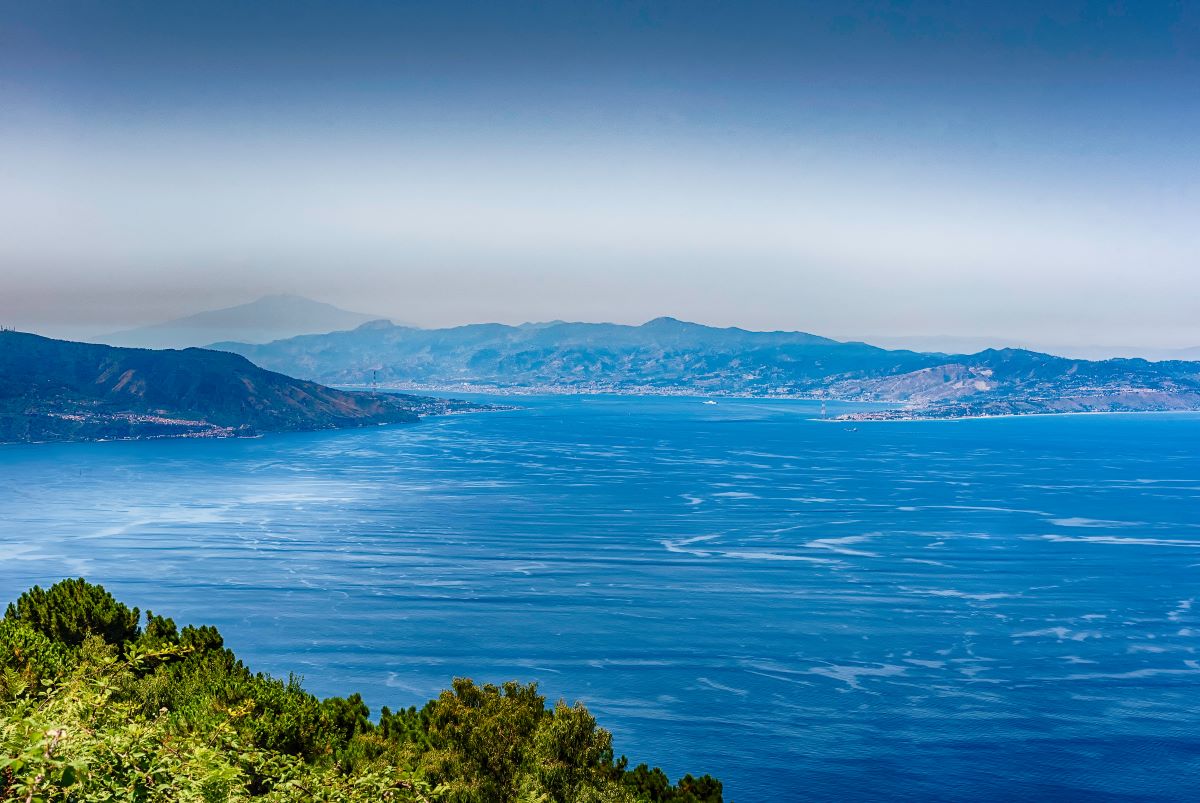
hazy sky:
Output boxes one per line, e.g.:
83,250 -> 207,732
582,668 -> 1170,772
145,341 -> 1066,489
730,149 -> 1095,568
2,1 -> 1198,346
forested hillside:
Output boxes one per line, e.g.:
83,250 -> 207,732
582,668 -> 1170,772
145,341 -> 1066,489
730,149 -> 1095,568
0,332 -> 485,443
0,579 -> 720,802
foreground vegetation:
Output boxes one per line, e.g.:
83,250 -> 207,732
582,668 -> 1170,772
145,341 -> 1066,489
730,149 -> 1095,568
0,579 -> 721,802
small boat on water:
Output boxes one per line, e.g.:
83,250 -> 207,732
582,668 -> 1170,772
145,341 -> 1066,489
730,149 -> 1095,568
703,400 -> 718,405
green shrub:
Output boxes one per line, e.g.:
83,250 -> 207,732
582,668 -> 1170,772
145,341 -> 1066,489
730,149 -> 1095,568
0,579 -> 721,803
0,619 -> 71,697
5,577 -> 141,646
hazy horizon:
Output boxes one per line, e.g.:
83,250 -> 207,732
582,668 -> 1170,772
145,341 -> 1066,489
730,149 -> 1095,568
9,291 -> 1195,362
3,1 -> 1198,348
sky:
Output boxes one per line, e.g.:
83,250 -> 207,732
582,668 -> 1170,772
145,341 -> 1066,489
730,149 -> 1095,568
1,0 -> 1198,348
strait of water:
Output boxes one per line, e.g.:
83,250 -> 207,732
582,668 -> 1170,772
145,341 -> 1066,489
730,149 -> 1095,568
2,396 -> 1199,801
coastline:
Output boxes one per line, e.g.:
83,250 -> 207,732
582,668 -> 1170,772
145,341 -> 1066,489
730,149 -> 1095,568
829,408 -> 1200,423
354,383 -> 1200,423
355,382 -> 892,405
0,399 -> 506,447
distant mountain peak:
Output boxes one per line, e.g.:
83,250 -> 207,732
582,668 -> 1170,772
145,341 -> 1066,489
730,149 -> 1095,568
98,295 -> 385,350
354,319 -> 397,331
519,320 -> 569,329
642,316 -> 691,327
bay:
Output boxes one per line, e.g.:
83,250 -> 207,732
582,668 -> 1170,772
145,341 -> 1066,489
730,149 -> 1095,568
2,396 -> 1199,801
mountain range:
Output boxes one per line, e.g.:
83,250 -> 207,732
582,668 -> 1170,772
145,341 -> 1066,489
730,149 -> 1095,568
0,331 -> 483,443
98,294 -> 381,350
214,318 -> 1200,419
862,334 -> 1200,363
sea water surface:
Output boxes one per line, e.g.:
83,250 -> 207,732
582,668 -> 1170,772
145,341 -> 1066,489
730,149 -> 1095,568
2,396 -> 1199,801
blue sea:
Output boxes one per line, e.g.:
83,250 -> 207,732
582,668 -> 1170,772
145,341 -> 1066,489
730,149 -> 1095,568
3,396 -> 1199,801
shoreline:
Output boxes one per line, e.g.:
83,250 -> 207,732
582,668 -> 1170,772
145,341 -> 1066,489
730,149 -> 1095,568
350,384 -> 1200,423
829,408 -> 1200,423
351,383 -> 891,406
0,402 -> 506,448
